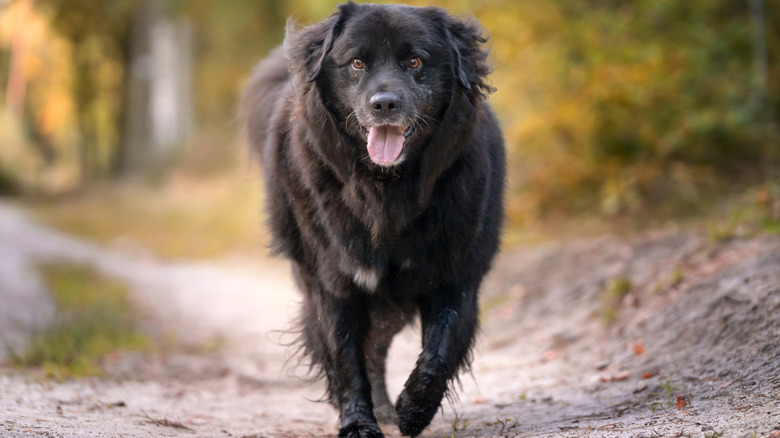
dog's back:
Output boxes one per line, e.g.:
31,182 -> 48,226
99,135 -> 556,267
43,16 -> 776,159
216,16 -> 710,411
242,47 -> 289,163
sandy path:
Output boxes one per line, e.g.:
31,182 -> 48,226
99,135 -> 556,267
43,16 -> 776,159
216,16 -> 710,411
1,202 -> 779,437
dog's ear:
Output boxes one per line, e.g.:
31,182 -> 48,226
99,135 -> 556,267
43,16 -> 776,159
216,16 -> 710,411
433,10 -> 495,99
284,2 -> 358,83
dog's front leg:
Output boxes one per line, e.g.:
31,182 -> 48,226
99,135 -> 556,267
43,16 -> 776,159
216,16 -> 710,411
395,287 -> 479,437
326,294 -> 385,438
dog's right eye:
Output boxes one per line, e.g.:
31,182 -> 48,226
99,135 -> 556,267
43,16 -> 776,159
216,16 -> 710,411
351,58 -> 364,70
406,57 -> 422,70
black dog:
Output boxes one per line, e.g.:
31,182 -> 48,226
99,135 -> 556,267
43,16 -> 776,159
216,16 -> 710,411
243,2 -> 504,437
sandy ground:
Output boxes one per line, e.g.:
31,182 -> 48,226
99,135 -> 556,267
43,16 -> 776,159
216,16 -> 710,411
1,202 -> 779,437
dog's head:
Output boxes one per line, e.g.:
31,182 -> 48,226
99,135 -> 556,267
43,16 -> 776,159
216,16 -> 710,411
285,2 -> 493,168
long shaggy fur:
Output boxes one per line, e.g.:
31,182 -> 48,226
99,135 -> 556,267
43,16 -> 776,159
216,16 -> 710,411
243,3 -> 504,437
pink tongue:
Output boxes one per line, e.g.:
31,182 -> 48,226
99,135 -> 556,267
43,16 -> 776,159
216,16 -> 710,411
367,125 -> 405,164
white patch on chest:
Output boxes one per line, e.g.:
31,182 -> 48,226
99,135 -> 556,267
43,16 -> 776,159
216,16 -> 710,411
353,267 -> 380,292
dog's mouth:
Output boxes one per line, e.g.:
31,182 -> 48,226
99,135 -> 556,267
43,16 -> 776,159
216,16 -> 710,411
363,125 -> 414,166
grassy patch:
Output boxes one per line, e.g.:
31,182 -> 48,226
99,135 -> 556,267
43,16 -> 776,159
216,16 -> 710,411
27,173 -> 266,260
13,263 -> 151,379
601,276 -> 633,324
479,293 -> 513,323
706,183 -> 780,243
503,181 -> 780,249
649,376 -> 684,412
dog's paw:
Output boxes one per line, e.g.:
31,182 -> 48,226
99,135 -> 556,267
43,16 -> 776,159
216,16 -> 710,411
395,390 -> 438,437
338,421 -> 384,438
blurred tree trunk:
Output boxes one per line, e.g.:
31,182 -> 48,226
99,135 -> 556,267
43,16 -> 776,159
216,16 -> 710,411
73,46 -> 98,181
120,3 -> 193,176
748,0 -> 768,116
3,0 -> 29,119
747,0 -> 778,179
4,0 -> 55,165
22,103 -> 56,166
110,19 -> 134,177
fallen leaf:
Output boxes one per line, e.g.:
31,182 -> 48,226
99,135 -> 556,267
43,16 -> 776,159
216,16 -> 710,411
600,371 -> 629,382
542,350 -> 560,362
675,395 -> 687,410
634,339 -> 645,356
642,372 -> 657,379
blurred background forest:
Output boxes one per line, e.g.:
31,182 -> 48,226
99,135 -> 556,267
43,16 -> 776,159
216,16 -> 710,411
1,0 -> 779,256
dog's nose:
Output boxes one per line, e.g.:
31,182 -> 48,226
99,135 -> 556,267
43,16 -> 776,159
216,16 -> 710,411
369,92 -> 401,116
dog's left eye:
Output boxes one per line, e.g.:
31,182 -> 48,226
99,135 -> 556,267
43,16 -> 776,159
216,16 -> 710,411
351,58 -> 364,70
406,57 -> 422,69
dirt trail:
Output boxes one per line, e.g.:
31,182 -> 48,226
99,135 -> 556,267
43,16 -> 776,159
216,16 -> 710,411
1,202 -> 779,437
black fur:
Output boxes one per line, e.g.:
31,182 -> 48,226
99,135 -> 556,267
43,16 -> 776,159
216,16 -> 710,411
243,3 -> 504,437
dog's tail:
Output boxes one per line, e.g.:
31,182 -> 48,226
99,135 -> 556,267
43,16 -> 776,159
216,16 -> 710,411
242,47 -> 290,164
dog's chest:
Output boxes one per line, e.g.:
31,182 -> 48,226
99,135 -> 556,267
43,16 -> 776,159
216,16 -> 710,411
351,256 -> 414,293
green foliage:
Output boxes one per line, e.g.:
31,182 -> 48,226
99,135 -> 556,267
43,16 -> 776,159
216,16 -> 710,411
4,0 -> 779,229
649,376 -> 682,411
707,183 -> 780,242
601,276 -> 633,324
670,267 -> 684,288
486,0 -> 780,221
14,263 -> 150,379
605,276 -> 633,300
36,0 -> 139,179
175,0 -> 288,129
658,376 -> 680,398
